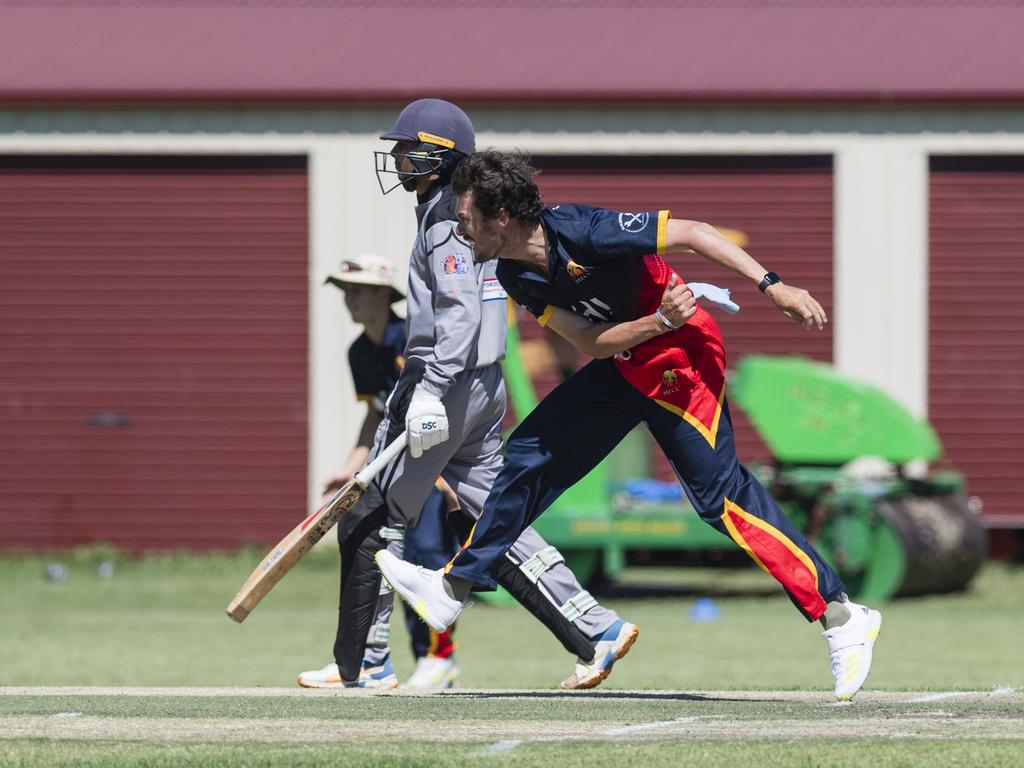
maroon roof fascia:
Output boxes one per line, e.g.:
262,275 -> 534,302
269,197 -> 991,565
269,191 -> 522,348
1,5 -> 1023,105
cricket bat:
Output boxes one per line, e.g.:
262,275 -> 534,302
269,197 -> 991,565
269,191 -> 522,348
226,433 -> 408,623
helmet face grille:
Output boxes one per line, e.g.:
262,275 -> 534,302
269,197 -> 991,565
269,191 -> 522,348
373,145 -> 447,195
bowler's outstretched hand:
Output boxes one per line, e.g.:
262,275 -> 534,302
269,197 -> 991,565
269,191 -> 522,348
765,283 -> 827,330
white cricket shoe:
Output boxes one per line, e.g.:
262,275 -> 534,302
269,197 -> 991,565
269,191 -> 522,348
296,659 -> 399,690
375,550 -> 466,632
823,601 -> 882,701
561,620 -> 639,690
405,655 -> 461,689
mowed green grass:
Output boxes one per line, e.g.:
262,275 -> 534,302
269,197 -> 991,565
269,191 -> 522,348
1,549 -> 1021,691
1,550 -> 1022,766
1,688 -> 1022,767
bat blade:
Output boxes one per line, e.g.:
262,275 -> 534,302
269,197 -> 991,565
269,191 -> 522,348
226,479 -> 366,623
226,433 -> 407,624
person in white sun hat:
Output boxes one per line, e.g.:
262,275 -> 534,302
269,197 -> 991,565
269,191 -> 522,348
298,253 -> 463,689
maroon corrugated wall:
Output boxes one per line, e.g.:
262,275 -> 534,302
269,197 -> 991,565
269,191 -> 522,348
0,156 -> 309,550
930,156 -> 1024,527
513,156 -> 834,480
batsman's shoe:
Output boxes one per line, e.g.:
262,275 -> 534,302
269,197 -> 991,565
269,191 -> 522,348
823,602 -> 882,701
405,655 -> 460,689
296,660 -> 398,690
297,662 -> 344,689
357,657 -> 400,689
561,620 -> 639,690
375,550 -> 466,632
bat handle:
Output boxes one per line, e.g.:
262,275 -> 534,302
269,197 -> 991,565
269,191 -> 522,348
354,433 -> 408,487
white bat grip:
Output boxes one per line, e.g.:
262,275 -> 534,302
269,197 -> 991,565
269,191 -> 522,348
354,433 -> 408,487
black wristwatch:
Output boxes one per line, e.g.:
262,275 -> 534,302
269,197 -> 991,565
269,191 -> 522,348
758,272 -> 781,293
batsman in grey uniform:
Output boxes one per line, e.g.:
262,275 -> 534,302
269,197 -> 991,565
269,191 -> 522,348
339,98 -> 638,689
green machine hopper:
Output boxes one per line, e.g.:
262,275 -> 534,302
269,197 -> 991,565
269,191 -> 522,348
505,321 -> 986,600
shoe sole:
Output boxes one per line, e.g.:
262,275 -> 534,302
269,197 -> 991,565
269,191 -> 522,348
364,680 -> 400,690
836,611 -> 882,702
375,550 -> 431,626
297,677 -> 345,689
375,550 -> 453,632
298,675 -> 399,690
574,624 -> 640,690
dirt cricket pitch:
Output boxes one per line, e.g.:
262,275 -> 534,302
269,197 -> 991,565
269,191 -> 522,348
2,687 -> 1021,748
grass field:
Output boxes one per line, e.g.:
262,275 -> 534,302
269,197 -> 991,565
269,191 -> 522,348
3,687 -> 1022,767
2,549 -> 1022,766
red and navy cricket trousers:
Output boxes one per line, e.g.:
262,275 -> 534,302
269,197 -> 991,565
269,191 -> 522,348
447,311 -> 845,622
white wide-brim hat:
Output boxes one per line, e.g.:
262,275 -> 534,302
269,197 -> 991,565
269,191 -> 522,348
324,254 -> 404,303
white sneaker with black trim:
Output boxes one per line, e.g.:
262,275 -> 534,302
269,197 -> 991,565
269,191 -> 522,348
405,655 -> 460,689
823,601 -> 882,701
375,550 -> 466,632
561,620 -> 639,690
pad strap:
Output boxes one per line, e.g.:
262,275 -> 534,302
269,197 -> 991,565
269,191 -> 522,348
560,590 -> 598,621
367,622 -> 391,644
519,545 -> 565,583
378,526 -> 405,541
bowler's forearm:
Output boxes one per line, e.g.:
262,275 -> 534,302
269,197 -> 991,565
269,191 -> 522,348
546,308 -> 665,358
665,219 -> 769,287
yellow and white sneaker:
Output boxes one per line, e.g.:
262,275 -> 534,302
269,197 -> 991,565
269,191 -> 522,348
297,660 -> 398,689
405,655 -> 460,689
823,602 -> 882,701
561,620 -> 639,690
375,550 -> 466,632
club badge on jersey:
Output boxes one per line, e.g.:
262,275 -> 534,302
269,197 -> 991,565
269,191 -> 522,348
442,252 -> 470,276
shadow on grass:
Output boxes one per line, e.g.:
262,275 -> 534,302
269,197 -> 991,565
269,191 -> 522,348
439,691 -> 770,702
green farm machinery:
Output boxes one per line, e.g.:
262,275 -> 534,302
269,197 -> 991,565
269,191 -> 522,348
505,324 -> 986,601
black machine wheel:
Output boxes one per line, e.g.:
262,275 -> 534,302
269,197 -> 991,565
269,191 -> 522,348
875,493 -> 986,597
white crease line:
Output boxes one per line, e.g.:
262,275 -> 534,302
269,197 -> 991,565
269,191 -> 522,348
602,715 -> 703,736
478,715 -> 711,753
906,687 -> 1017,704
478,740 -> 522,756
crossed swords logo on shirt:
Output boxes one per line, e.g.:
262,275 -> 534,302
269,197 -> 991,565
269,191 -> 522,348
618,212 -> 650,233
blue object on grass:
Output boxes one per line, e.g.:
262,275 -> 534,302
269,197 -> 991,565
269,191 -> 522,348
688,597 -> 721,623
622,478 -> 685,503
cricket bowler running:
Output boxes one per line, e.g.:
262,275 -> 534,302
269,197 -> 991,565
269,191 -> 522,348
377,149 -> 883,701
342,100 -> 643,689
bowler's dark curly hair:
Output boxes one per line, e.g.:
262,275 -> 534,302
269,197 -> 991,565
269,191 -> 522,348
452,150 -> 545,227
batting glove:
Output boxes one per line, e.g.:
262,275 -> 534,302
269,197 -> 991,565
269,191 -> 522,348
405,386 -> 449,459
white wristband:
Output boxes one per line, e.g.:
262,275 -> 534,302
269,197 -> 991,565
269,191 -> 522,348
654,308 -> 677,331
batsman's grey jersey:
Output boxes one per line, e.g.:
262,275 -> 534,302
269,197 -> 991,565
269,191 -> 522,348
405,186 -> 507,398
359,181 -> 618,643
